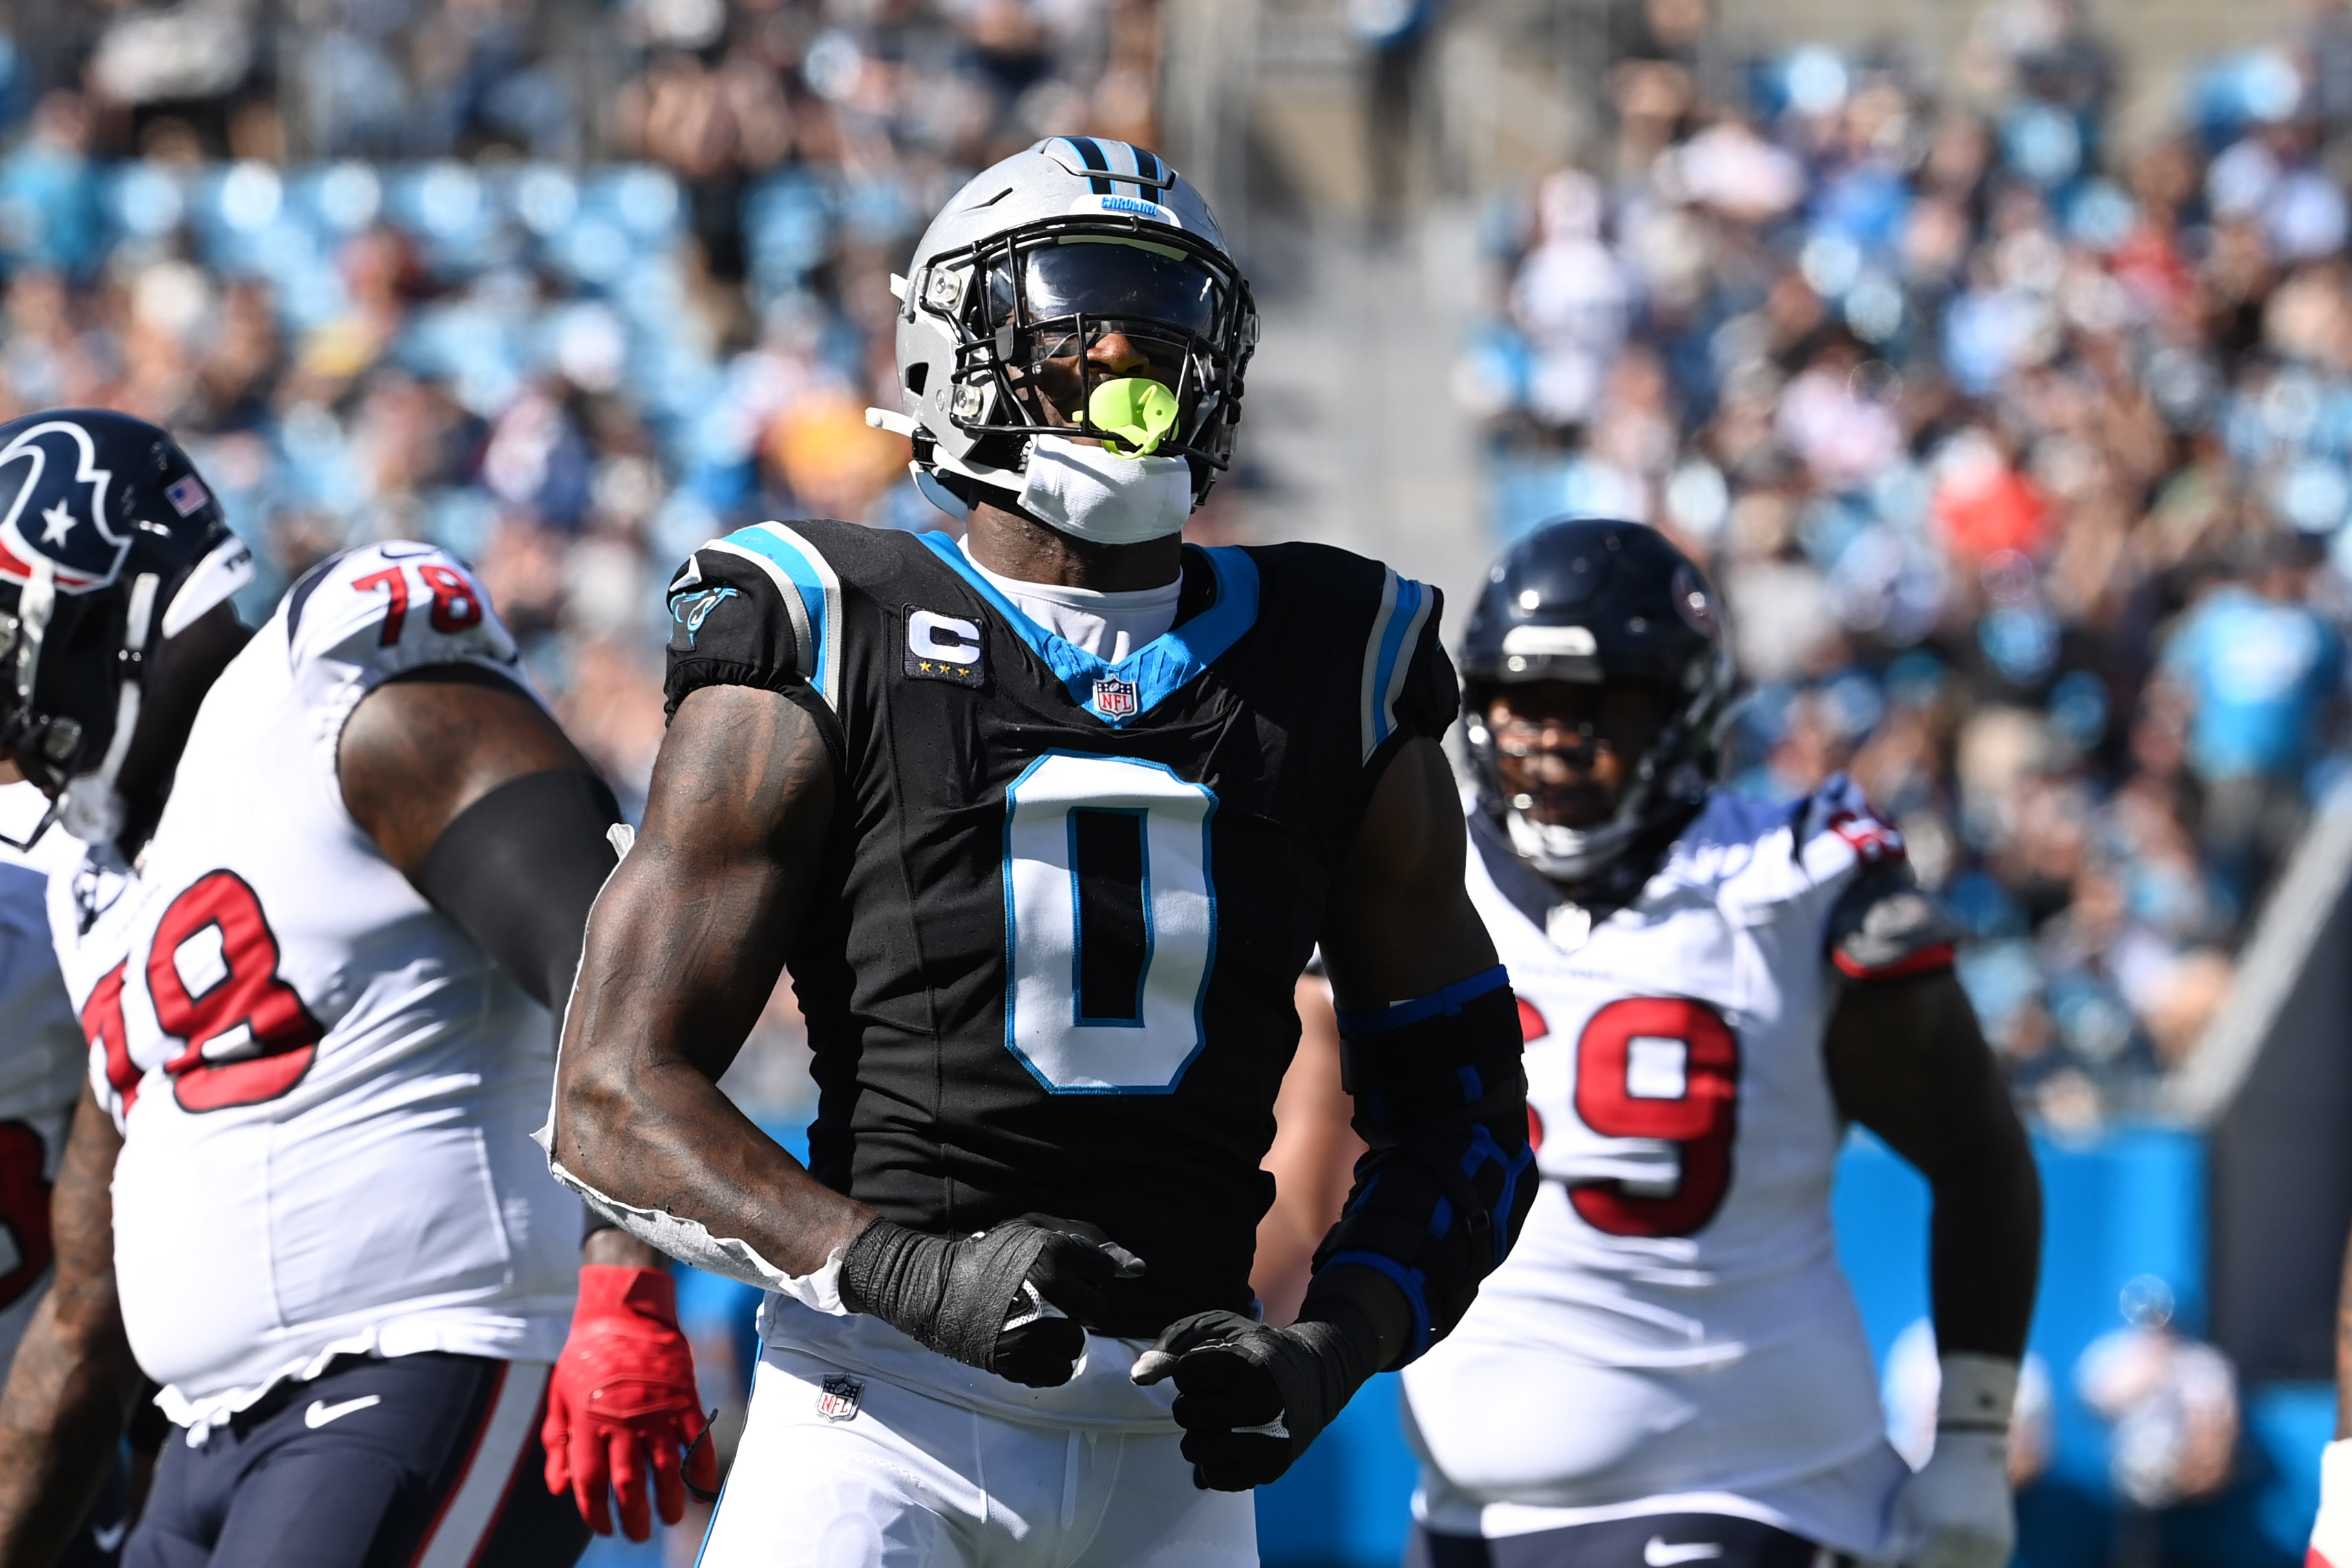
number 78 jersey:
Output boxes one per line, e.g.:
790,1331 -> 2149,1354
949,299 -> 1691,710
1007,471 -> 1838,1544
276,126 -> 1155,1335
47,543 -> 578,1433
1403,778 -> 1955,1509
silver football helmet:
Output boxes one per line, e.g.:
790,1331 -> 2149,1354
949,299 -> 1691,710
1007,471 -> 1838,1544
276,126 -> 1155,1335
873,138 -> 1258,516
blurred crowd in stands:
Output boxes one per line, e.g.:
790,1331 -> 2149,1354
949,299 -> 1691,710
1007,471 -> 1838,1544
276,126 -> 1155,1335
1467,0 -> 2352,1128
0,0 -> 1159,1114
6,0 -> 2347,1134
0,0 -> 1158,796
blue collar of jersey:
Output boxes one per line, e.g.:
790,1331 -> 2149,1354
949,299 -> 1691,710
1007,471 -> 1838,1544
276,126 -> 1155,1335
918,532 -> 1260,727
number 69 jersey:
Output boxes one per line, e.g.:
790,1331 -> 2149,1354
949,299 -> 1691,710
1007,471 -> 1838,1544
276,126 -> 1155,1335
47,544 -> 578,1434
1401,779 -> 1954,1548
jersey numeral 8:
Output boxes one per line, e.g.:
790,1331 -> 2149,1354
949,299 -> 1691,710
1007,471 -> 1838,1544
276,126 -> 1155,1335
81,873 -> 324,1116
354,561 -> 485,646
1568,996 -> 1739,1238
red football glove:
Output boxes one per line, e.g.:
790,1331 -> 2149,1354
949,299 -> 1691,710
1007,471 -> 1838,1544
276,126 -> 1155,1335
542,1265 -> 718,1540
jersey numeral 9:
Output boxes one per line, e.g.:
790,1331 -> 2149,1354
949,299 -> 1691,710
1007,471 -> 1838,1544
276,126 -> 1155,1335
1568,996 -> 1739,1239
81,873 -> 324,1116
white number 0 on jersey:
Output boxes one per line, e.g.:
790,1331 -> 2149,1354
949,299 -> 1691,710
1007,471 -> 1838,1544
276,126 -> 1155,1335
1002,752 -> 1217,1093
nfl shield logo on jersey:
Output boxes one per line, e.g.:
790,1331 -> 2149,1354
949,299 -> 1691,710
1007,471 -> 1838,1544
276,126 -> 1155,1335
816,1375 -> 864,1421
1092,677 -> 1138,717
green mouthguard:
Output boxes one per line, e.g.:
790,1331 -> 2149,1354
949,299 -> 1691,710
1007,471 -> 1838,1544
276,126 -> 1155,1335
1088,377 -> 1180,457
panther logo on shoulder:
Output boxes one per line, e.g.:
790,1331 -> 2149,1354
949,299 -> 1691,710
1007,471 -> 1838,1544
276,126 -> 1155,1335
668,586 -> 738,652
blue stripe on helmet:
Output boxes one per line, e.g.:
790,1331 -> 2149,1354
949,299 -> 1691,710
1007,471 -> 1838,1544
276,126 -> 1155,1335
1066,136 -> 1114,196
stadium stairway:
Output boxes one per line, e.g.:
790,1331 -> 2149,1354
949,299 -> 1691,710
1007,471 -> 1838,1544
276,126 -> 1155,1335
1227,205 -> 1491,642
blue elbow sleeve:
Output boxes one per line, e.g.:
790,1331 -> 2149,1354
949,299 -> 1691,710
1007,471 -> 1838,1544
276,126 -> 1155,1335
1312,967 -> 1536,1364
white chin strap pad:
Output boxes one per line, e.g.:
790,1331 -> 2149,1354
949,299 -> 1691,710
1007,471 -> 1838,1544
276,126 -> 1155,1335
1016,434 -> 1194,545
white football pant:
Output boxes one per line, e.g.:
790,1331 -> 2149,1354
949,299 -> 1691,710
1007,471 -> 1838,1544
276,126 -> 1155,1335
697,1342 -> 1258,1567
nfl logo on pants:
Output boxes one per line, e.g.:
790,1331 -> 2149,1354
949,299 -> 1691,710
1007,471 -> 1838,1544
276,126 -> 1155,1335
1092,677 -> 1138,717
816,1375 -> 863,1422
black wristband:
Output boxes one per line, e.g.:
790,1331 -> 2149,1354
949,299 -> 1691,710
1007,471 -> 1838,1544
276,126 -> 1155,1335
1293,1289 -> 1386,1392
415,768 -> 622,1010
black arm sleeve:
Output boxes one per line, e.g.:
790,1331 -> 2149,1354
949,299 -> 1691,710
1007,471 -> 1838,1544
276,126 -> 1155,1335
1314,969 -> 1536,1366
414,767 -> 622,1011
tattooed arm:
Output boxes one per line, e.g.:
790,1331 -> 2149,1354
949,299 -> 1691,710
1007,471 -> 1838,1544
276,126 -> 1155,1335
550,684 -> 872,1279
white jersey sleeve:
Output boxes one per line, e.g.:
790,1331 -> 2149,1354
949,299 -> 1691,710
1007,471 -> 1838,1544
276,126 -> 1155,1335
1726,774 -> 1957,984
282,543 -> 522,724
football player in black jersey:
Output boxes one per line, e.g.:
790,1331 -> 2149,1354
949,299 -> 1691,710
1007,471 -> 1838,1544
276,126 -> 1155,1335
549,138 -> 1538,1564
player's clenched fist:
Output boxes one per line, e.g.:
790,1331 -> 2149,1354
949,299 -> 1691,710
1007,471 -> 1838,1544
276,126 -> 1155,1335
544,1265 -> 717,1541
1131,1306 -> 1381,1491
838,1213 -> 1144,1387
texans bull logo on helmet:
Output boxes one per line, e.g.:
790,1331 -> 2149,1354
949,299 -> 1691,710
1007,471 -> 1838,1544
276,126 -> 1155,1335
0,407 -> 241,847
0,420 -> 140,595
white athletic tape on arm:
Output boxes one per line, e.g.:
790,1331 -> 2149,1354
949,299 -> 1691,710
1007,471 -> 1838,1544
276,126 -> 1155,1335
535,1125 -> 848,1313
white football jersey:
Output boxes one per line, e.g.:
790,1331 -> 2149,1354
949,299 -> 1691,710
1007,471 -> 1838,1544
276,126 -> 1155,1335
1403,778 -> 1935,1557
0,783 -> 90,1368
48,543 -> 577,1432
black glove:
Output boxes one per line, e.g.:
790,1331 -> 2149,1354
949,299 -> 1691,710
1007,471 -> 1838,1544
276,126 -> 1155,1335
836,1214 -> 1143,1388
1129,1299 -> 1382,1490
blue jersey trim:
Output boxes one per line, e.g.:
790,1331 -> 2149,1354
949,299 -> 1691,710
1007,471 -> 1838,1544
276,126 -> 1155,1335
714,523 -> 841,705
1334,965 -> 1509,1036
918,532 -> 1260,726
1372,578 -> 1421,741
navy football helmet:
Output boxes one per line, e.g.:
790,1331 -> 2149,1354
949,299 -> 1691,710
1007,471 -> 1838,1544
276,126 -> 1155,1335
0,410 -> 251,843
1457,518 -> 1733,882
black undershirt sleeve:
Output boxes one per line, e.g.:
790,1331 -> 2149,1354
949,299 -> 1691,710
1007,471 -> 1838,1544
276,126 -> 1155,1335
414,767 -> 623,1013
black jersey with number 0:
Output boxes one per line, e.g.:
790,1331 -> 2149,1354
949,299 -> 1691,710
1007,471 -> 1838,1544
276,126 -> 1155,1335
663,520 -> 1454,1335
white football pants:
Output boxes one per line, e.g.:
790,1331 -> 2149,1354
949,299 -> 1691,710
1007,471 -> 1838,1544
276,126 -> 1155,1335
696,1342 -> 1258,1567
